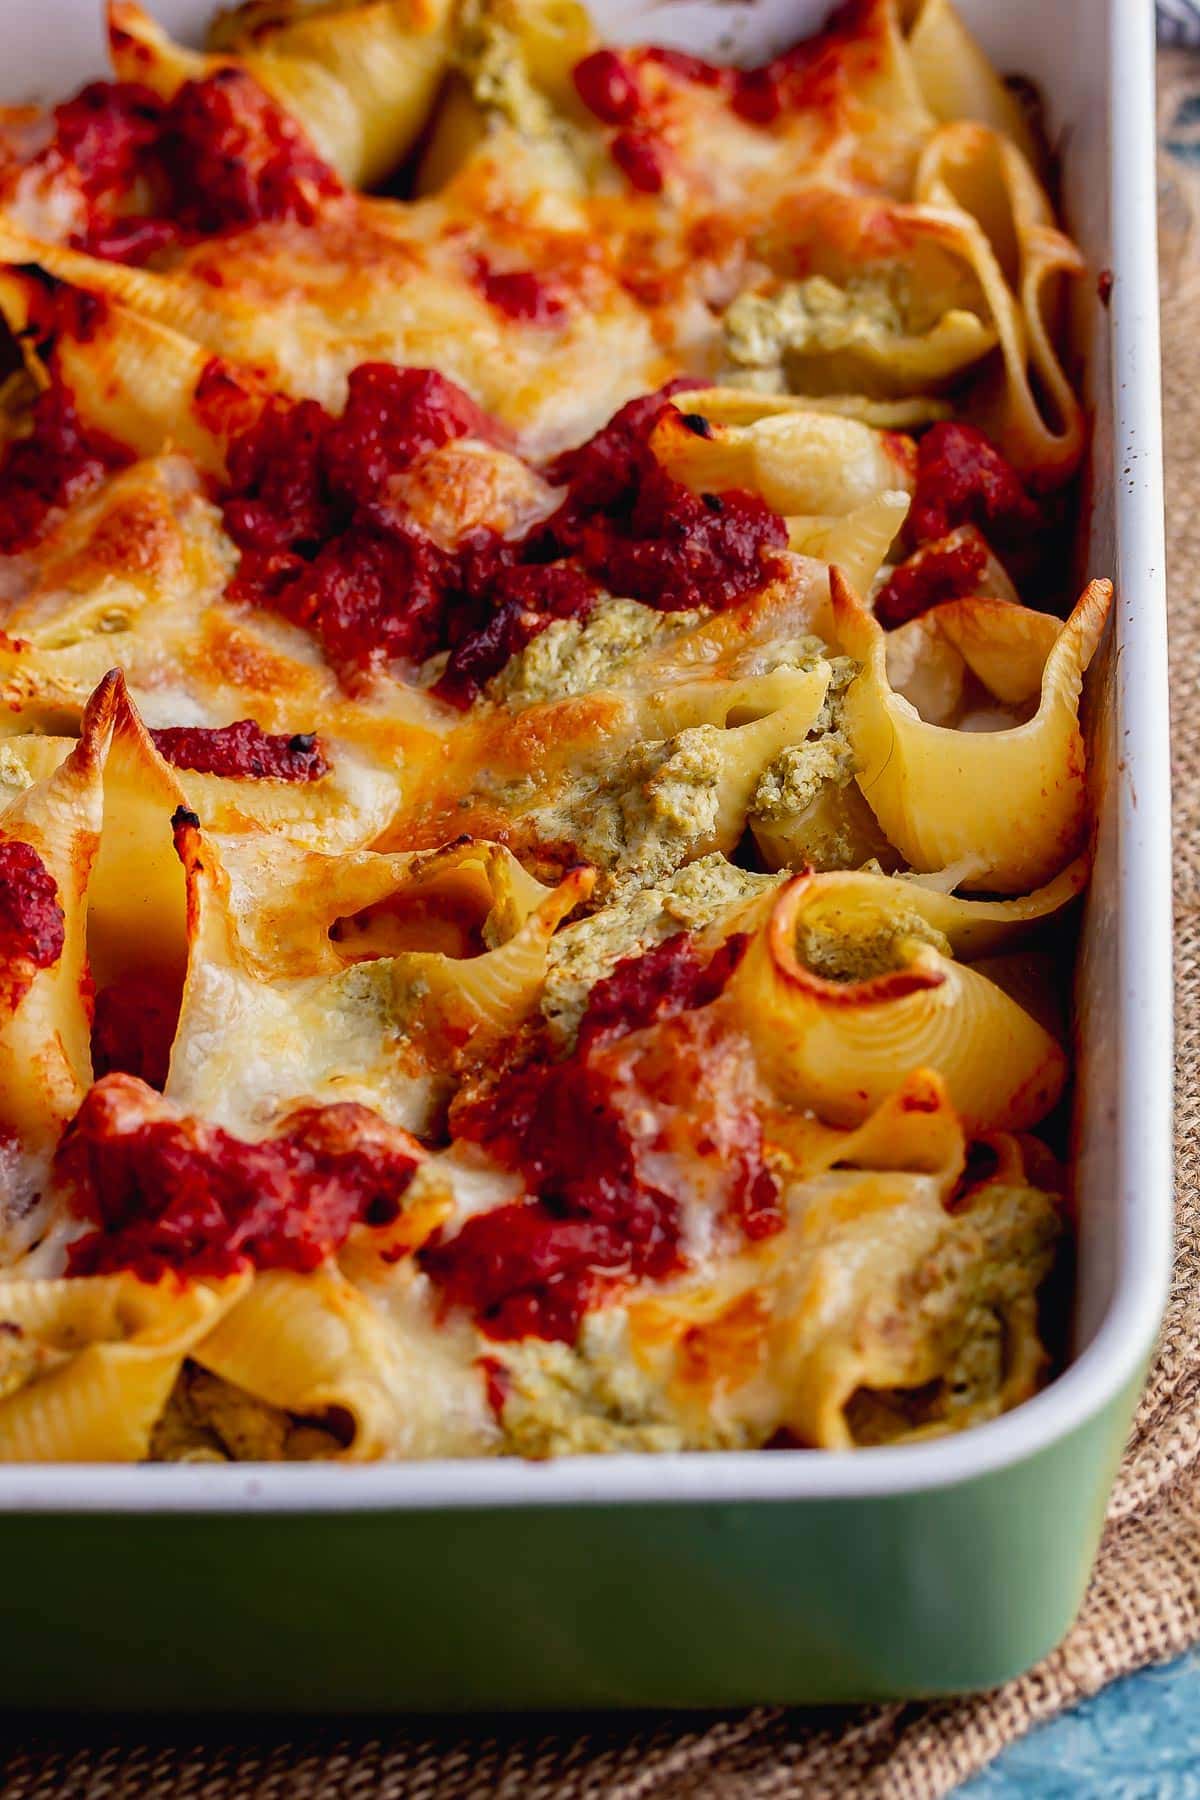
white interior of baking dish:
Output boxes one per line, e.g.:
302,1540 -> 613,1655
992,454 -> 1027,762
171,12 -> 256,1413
0,0 -> 1173,1507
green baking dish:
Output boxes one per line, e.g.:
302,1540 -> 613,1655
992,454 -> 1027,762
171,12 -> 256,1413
0,1361 -> 1151,1708
0,0 -> 1171,1707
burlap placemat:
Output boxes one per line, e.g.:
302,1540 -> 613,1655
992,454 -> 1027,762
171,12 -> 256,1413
0,49 -> 1196,1800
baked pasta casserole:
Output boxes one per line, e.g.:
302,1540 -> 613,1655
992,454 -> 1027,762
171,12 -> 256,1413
0,0 -> 1108,1460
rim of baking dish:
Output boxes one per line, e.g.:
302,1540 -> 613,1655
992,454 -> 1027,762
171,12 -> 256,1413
0,0 -> 1173,1512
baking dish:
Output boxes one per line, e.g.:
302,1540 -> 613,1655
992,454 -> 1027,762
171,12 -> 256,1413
0,0 -> 1171,1708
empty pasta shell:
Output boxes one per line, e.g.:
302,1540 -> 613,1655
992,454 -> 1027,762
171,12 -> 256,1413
649,407 -> 915,519
387,862 -> 594,1047
767,1066 -> 967,1182
788,491 -> 912,593
915,121 -> 1086,482
905,0 -> 1043,169
682,388 -> 953,432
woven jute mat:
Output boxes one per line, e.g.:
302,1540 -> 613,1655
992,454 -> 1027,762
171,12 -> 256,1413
1,49 -> 1198,1800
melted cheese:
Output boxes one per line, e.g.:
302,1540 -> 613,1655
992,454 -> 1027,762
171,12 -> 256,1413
0,0 -> 1099,1463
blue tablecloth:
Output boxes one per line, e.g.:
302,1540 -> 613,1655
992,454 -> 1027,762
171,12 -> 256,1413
959,1649 -> 1200,1797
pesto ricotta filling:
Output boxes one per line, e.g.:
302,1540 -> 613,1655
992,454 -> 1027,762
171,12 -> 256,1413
494,597 -> 701,708
794,904 -> 951,983
723,275 -> 916,371
452,0 -> 559,137
751,654 -> 858,824
491,1311 -> 755,1457
559,723 -> 727,898
845,1184 -> 1060,1445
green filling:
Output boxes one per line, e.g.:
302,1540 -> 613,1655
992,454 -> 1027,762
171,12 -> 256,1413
542,852 -> 781,1044
723,275 -> 915,370
795,905 -> 950,982
751,656 -> 858,822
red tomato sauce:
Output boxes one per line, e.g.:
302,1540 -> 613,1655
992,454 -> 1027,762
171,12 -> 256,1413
0,376 -> 132,554
535,387 -> 787,613
59,1076 -> 425,1279
874,528 -> 990,628
420,932 -> 780,1344
149,719 -> 329,781
609,129 -> 666,194
907,423 -> 1042,549
0,838 -> 65,981
437,379 -> 784,702
41,69 -> 343,262
83,216 -> 181,263
191,356 -> 265,441
91,971 -> 179,1091
471,257 -> 565,326
573,2 -> 875,188
572,50 -> 643,125
432,563 -> 597,706
21,276 -> 109,349
477,1354 -> 511,1419
712,1100 -> 785,1243
49,80 -> 165,255
575,929 -> 748,1050
220,363 -> 502,680
160,66 -> 342,235
217,371 -> 785,699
